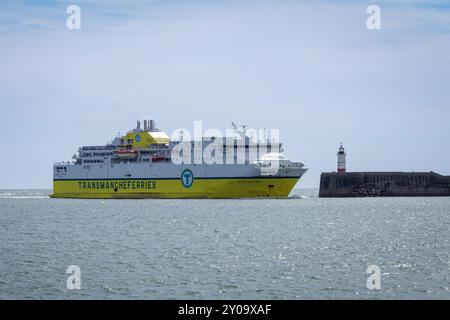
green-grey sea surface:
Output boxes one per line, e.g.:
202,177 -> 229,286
0,189 -> 449,299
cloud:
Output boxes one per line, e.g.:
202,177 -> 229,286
0,0 -> 449,188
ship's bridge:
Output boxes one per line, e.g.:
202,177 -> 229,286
260,153 -> 288,161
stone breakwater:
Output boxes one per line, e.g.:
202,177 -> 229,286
319,172 -> 450,197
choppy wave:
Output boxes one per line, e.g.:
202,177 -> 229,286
0,190 -> 51,199
2,189 -> 450,299
0,189 -> 317,199
290,188 -> 319,199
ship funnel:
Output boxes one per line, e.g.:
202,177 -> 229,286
149,119 -> 155,131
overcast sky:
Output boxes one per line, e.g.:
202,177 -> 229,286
1,0 -> 450,188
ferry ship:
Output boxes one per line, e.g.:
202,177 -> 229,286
51,120 -> 307,198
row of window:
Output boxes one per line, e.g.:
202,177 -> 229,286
174,143 -> 280,149
80,146 -> 113,151
81,152 -> 113,157
83,159 -> 104,164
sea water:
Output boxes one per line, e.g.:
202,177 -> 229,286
0,189 -> 449,299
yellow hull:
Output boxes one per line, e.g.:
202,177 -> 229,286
50,177 -> 300,199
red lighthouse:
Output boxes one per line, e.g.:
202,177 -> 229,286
337,143 -> 346,174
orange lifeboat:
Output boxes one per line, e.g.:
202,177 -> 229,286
152,155 -> 166,162
113,149 -> 138,159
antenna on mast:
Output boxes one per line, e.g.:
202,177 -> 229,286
231,122 -> 248,135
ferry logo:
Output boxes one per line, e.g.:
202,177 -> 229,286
135,134 -> 141,142
181,169 -> 194,188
